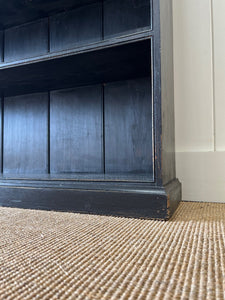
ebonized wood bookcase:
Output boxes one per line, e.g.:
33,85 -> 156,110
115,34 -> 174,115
0,0 -> 181,219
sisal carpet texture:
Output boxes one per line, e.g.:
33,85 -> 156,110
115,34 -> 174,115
0,202 -> 224,300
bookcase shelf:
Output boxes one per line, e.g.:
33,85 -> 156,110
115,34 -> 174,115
0,0 -> 181,220
0,0 -> 127,29
0,38 -> 151,96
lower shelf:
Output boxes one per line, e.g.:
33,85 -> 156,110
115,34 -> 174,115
0,173 -> 153,182
0,178 -> 181,220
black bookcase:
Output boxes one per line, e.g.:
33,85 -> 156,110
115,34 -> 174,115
0,0 -> 181,219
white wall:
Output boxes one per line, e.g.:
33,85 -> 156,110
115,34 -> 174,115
173,0 -> 225,202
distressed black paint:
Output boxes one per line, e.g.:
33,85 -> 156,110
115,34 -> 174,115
50,85 -> 103,173
0,0 -> 181,219
4,93 -> 48,174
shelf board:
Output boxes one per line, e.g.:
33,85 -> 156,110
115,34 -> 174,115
0,30 -> 152,69
0,173 -> 154,183
0,37 -> 152,97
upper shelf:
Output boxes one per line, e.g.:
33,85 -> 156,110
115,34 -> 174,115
0,0 -> 99,29
0,0 -> 152,96
0,0 -> 152,65
0,38 -> 152,97
0,0 -> 152,30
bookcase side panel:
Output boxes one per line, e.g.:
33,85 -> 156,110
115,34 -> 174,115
159,0 -> 176,185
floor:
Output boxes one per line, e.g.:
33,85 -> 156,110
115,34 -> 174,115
0,202 -> 224,299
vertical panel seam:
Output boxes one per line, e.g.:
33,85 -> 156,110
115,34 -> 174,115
101,0 -> 104,40
48,16 -> 50,53
2,29 -> 4,62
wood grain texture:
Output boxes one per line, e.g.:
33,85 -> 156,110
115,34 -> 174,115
104,77 -> 153,177
0,0 -> 99,29
159,0 -> 176,184
50,85 -> 103,173
50,2 -> 102,52
0,179 -> 181,220
0,0 -> 181,218
104,0 -> 151,38
0,31 -> 3,62
4,93 -> 48,174
4,19 -> 48,62
0,39 -> 151,97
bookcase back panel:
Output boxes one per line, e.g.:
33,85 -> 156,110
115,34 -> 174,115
50,2 -> 102,52
0,76 -> 153,180
104,77 -> 153,175
0,0 -> 99,29
4,93 -> 48,174
50,86 -> 103,173
0,0 -> 152,63
104,0 -> 151,38
4,19 -> 48,62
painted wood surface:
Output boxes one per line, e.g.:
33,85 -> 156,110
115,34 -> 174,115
0,0 -> 181,218
173,0 -> 214,153
104,77 -> 153,177
4,93 -> 48,174
50,2 -> 102,52
0,39 -> 151,97
160,0 -> 176,185
4,19 -> 48,62
0,31 -> 3,62
173,0 -> 225,202
104,0 -> 151,38
0,0 -> 98,28
50,85 -> 103,173
212,0 -> 225,151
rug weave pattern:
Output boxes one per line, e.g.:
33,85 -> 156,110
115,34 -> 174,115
0,202 -> 224,299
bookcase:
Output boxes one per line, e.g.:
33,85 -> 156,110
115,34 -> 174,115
0,0 -> 181,219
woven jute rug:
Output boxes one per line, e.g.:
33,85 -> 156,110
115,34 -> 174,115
0,202 -> 225,300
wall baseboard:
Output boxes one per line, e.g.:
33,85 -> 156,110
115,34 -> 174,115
176,151 -> 225,203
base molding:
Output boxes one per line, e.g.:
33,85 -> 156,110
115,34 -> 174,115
176,151 -> 225,202
0,178 -> 181,220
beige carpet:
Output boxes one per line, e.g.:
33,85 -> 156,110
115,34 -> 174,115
0,202 -> 224,300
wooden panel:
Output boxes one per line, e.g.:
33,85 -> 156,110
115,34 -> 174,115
0,179 -> 181,220
0,31 -> 3,62
4,93 -> 48,174
0,0 -> 99,29
50,85 -> 103,173
159,0 -> 175,184
0,39 -> 151,97
50,2 -> 102,52
173,0 -> 214,152
4,18 -> 48,62
104,77 -> 153,177
104,0 -> 151,38
212,0 -> 225,150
